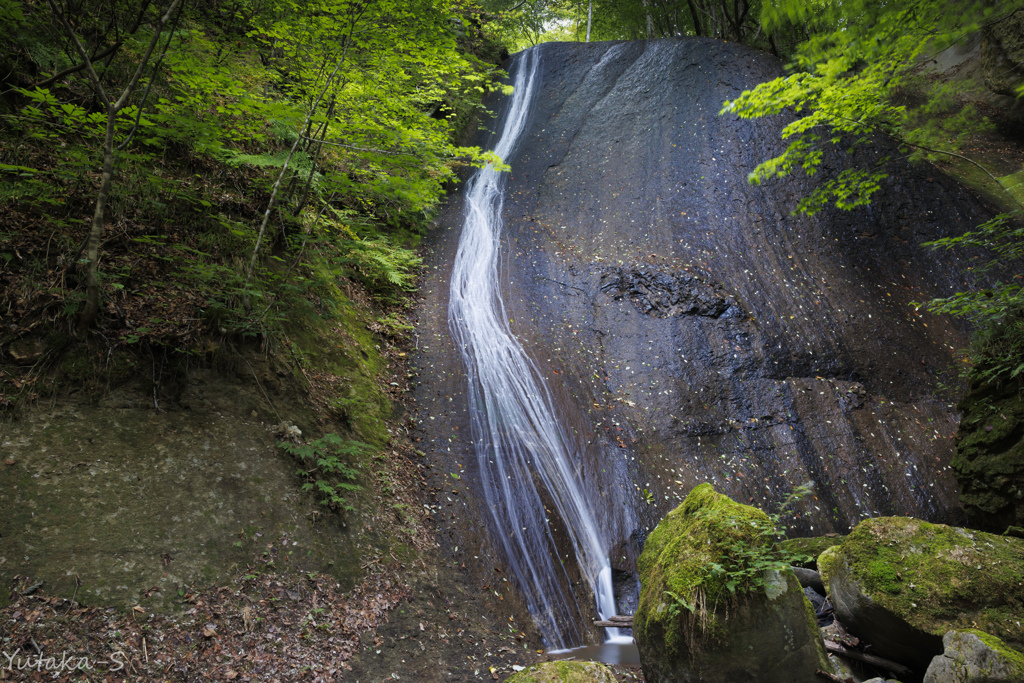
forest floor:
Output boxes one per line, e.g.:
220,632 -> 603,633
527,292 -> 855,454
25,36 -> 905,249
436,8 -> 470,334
0,328 -> 645,682
1,489 -> 645,683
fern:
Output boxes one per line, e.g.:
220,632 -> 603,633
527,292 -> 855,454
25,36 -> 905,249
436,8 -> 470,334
278,433 -> 369,513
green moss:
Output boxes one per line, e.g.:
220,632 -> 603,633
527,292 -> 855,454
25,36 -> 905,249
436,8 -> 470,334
282,291 -> 392,448
839,516 -> 1024,647
635,483 -> 775,655
503,661 -> 617,683
967,629 -> 1024,668
936,157 -> 1022,214
999,169 -> 1024,206
952,377 -> 1024,532
781,535 -> 845,569
816,545 -> 842,592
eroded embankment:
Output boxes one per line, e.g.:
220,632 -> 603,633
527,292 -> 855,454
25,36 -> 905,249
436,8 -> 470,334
411,38 -> 996,642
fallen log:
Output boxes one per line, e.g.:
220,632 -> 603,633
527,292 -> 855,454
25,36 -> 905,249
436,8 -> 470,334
823,641 -> 912,677
593,615 -> 634,628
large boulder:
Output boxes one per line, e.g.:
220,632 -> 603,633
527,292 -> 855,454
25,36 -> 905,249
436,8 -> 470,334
924,630 -> 1024,683
821,517 -> 1024,671
982,9 -> 1024,97
503,661 -> 617,683
953,376 -> 1024,534
634,484 -> 830,683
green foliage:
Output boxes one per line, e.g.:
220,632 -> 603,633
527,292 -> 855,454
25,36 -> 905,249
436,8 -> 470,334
920,212 -> 1024,384
483,0 -> 769,47
0,0 -> 23,24
278,434 -> 370,512
722,0 -> 1021,215
694,482 -> 814,596
0,0 -> 508,356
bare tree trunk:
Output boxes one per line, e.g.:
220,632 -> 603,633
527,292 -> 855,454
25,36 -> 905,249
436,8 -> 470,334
586,0 -> 592,42
686,0 -> 704,35
81,114 -> 117,331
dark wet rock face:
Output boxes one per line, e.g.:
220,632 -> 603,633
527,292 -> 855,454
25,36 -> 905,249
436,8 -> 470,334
599,267 -> 735,318
411,38 -> 995,644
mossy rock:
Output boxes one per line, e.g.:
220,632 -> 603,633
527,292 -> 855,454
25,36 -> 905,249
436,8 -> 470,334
503,661 -> 617,683
924,629 -> 1024,683
982,9 -> 1024,96
825,516 -> 1024,671
952,376 -> 1024,534
634,484 -> 830,683
781,535 -> 845,569
816,545 -> 843,592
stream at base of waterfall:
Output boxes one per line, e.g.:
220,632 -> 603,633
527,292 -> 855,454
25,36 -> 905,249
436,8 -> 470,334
447,46 -> 630,651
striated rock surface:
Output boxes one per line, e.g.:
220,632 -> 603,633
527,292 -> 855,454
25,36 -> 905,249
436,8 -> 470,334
634,484 -> 828,682
822,516 -> 1024,670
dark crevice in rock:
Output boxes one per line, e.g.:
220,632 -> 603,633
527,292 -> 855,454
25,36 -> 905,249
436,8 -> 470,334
600,267 -> 737,319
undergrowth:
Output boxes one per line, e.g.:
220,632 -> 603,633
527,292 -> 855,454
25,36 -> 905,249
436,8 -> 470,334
278,434 -> 370,514
0,0 -> 507,413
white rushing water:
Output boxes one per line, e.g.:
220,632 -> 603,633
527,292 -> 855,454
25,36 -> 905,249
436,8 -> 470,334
448,47 -> 626,650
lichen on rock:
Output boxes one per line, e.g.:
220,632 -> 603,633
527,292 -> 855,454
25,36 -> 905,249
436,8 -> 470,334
924,629 -> 1024,683
982,9 -> 1024,97
634,483 -> 829,682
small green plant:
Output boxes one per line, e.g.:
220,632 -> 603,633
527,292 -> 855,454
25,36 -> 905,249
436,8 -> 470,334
664,589 -> 695,617
278,433 -> 370,512
697,483 -> 814,597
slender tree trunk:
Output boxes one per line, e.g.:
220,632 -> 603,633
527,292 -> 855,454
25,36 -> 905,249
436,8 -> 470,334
80,113 -> 118,330
243,4 -> 367,308
686,0 -> 704,35
586,0 -> 592,42
45,0 -> 182,331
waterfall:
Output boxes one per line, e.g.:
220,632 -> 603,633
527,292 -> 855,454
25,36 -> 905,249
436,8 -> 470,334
448,47 -> 625,650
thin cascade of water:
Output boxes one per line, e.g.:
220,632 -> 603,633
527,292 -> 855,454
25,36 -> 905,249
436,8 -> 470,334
448,47 -> 625,650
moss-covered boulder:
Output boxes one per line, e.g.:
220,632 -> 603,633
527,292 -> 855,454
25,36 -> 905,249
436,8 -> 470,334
924,630 -> 1024,683
982,9 -> 1024,96
503,661 -> 617,683
825,516 -> 1024,671
634,484 -> 829,683
952,376 -> 1024,534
